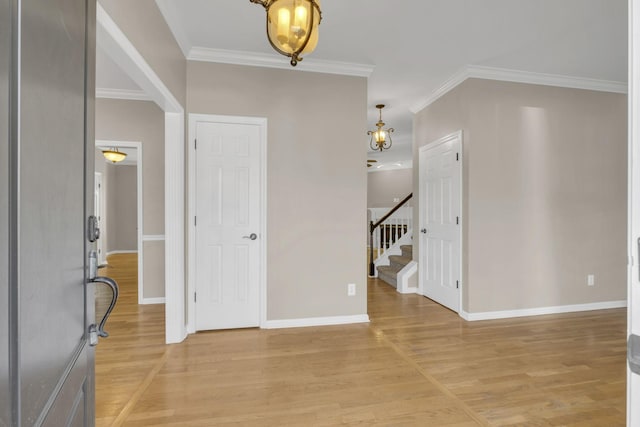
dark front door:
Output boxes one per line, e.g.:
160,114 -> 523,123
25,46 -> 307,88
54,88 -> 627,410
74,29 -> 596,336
2,0 -> 97,425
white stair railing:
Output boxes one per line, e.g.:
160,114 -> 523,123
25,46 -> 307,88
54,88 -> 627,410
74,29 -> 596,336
368,194 -> 413,277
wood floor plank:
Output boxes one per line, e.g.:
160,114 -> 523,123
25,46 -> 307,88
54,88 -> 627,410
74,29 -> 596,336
95,254 -> 626,426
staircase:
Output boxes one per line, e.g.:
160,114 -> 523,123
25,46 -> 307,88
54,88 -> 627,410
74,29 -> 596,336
377,244 -> 412,288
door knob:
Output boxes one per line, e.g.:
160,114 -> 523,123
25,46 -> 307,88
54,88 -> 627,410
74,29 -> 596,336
243,233 -> 258,240
87,275 -> 119,345
421,228 -> 427,234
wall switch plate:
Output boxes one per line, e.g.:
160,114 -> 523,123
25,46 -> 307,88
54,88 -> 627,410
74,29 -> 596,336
587,274 -> 595,286
348,283 -> 356,296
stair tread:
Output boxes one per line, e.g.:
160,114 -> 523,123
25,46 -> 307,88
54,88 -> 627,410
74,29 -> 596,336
378,265 -> 403,274
389,255 -> 412,264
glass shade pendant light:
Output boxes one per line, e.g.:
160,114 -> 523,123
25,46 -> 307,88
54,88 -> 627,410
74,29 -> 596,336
250,0 -> 322,66
368,104 -> 394,152
102,148 -> 127,163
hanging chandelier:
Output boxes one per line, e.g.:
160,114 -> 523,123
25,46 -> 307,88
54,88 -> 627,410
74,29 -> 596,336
368,104 -> 394,152
102,148 -> 127,163
250,0 -> 322,66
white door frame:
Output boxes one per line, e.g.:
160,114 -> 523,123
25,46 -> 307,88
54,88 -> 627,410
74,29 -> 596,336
94,172 -> 106,265
187,114 -> 268,334
97,5 -> 186,343
628,0 -> 640,423
418,130 -> 463,313
96,140 -> 144,303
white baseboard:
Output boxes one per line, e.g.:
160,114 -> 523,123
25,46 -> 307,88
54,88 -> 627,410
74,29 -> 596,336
142,234 -> 166,241
262,314 -> 370,329
141,297 -> 165,305
460,300 -> 627,321
106,250 -> 138,256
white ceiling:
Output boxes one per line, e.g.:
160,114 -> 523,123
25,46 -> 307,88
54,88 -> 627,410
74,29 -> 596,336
96,0 -> 628,170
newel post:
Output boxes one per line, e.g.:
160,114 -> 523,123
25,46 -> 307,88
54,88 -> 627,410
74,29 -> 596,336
369,220 -> 375,277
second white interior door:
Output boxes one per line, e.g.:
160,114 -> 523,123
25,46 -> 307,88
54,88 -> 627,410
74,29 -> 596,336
419,131 -> 462,313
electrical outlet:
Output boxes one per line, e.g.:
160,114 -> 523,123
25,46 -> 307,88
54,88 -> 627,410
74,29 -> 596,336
587,274 -> 595,286
348,283 -> 356,296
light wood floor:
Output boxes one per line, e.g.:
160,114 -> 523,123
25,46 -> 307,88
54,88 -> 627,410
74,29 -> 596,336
96,254 -> 627,426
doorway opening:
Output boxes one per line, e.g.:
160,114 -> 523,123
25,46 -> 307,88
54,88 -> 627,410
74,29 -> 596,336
95,140 -> 143,303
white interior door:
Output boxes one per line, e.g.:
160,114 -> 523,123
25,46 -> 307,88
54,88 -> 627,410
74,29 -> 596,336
628,0 -> 640,423
195,120 -> 263,330
419,131 -> 462,312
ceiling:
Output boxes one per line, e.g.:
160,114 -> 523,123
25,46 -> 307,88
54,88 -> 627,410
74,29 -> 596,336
96,0 -> 628,171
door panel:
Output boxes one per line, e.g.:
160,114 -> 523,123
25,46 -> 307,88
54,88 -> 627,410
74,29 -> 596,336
195,121 -> 262,331
0,0 -> 10,422
40,346 -> 88,427
419,132 -> 462,313
630,1 -> 640,423
2,0 -> 96,425
20,0 -> 89,422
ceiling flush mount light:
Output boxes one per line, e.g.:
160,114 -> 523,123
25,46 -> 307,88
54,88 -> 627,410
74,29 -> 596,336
368,104 -> 394,152
250,0 -> 322,66
102,148 -> 127,163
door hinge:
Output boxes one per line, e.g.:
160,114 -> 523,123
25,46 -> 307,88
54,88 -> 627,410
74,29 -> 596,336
194,139 -> 197,149
456,216 -> 459,225
194,216 -> 197,226
456,152 -> 459,161
194,292 -> 197,303
456,280 -> 459,289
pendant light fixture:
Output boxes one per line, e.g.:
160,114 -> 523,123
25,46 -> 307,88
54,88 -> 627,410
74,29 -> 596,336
102,148 -> 127,163
368,104 -> 394,152
250,0 -> 322,66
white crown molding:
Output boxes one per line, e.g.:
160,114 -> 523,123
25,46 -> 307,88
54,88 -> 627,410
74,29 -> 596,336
410,65 -> 628,114
409,67 -> 471,114
367,162 -> 413,173
188,47 -> 375,78
96,87 -> 152,101
154,0 -> 191,57
460,300 -> 627,322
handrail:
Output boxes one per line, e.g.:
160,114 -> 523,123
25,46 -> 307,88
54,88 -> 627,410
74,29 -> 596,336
369,193 -> 413,276
370,193 -> 413,232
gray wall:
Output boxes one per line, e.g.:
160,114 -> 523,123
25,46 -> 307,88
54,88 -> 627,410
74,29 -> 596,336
413,78 -> 627,313
98,0 -> 186,106
98,2 -> 368,317
188,61 -> 368,320
367,168 -> 413,208
105,164 -> 137,252
96,98 -> 165,299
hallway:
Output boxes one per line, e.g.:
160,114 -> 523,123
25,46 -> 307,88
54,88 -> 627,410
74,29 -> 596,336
96,254 -> 626,426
